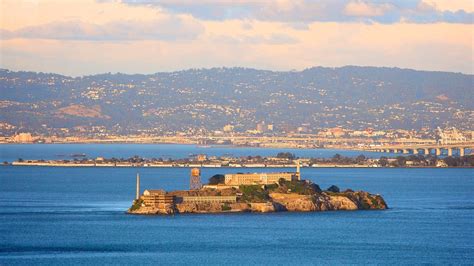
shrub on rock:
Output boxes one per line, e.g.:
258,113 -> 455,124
327,185 -> 340,193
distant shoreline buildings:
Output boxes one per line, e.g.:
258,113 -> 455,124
2,128 -> 473,154
8,152 -> 474,168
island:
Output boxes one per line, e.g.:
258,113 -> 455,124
9,152 -> 473,168
128,165 -> 387,215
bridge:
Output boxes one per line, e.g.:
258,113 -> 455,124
366,142 -> 474,156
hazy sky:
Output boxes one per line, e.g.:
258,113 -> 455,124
0,0 -> 472,76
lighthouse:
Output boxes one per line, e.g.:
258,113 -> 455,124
136,173 -> 140,200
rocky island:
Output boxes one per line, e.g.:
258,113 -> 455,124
128,167 -> 387,215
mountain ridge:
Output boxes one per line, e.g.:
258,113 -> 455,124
0,66 -> 472,135
2,65 -> 472,78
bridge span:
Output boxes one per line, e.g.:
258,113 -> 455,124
366,143 -> 474,156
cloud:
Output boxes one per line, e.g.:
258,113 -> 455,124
211,33 -> 298,45
119,0 -> 474,24
344,2 -> 393,17
0,29 -> 12,39
0,16 -> 204,41
266,34 -> 299,45
0,0 -> 471,76
2,22 -> 472,76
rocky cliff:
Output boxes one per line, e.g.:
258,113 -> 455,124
268,190 -> 386,212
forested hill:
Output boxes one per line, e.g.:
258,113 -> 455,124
0,66 -> 472,135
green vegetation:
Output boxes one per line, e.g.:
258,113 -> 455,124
326,185 -> 340,193
239,185 -> 270,203
208,174 -> 225,185
443,155 -> 474,167
383,154 -> 474,167
264,184 -> 278,190
129,199 -> 143,211
277,179 -> 321,195
221,203 -> 232,211
330,154 -> 365,164
276,152 -> 296,160
369,196 -> 380,209
359,199 -> 371,209
379,156 -> 389,167
369,195 -> 387,209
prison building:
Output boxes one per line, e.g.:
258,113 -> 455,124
142,189 -> 175,207
181,196 -> 237,203
224,172 -> 298,186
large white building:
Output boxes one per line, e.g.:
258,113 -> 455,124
224,172 -> 299,186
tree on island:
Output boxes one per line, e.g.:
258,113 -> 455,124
331,154 -> 343,163
443,156 -> 460,167
276,152 -> 296,160
396,156 -> 407,167
379,156 -> 389,167
355,154 -> 366,164
443,155 -> 474,167
208,174 -> 225,185
327,185 -> 340,193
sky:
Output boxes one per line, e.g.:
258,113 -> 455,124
0,0 -> 472,76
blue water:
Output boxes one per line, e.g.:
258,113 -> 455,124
0,143 -> 390,163
0,146 -> 473,264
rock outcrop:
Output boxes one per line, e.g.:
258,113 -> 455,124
128,205 -> 175,215
269,191 -> 386,212
270,193 -> 317,212
250,202 -> 276,213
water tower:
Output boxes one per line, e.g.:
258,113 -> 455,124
190,168 -> 202,190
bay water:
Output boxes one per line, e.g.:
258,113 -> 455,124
0,145 -> 473,264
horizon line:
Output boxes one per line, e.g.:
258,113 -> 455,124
1,64 -> 472,78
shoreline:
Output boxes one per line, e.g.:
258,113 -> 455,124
0,142 -> 371,151
4,163 -> 472,168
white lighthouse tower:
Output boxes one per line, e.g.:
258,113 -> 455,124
296,160 -> 301,180
136,173 -> 140,200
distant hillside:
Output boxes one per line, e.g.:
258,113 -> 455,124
0,66 -> 472,135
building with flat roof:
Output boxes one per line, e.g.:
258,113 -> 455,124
224,160 -> 301,186
224,172 -> 298,186
182,196 -> 236,203
142,189 -> 175,207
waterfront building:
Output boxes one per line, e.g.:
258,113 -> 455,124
196,154 -> 207,162
12,132 -> 33,143
142,189 -> 175,207
181,196 -> 236,203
